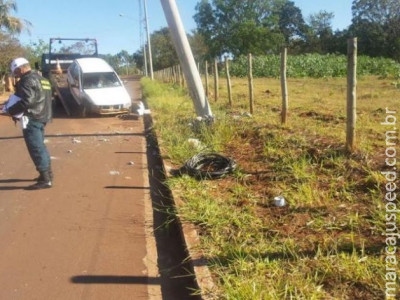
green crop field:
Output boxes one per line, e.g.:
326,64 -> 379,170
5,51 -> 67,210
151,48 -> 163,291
227,54 -> 400,79
141,69 -> 399,299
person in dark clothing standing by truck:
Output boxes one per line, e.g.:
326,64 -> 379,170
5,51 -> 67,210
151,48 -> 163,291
8,57 -> 54,190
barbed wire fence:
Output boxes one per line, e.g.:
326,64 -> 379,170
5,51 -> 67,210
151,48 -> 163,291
154,39 -> 359,152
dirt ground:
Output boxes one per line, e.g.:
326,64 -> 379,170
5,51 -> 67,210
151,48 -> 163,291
0,77 -> 199,300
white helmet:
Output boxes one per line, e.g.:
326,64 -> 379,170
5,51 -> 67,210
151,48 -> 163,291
10,57 -> 29,74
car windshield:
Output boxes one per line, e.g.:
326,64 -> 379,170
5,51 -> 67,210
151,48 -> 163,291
82,72 -> 121,89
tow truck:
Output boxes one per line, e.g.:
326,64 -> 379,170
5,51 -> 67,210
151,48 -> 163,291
41,38 -> 98,116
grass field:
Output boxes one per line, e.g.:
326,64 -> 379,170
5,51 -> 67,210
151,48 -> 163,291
142,75 -> 399,299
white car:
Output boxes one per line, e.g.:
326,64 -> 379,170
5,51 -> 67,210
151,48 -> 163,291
67,57 -> 131,116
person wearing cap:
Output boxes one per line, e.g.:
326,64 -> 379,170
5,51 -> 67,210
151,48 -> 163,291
7,57 -> 54,190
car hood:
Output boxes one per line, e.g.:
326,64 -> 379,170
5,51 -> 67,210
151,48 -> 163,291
84,87 -> 131,106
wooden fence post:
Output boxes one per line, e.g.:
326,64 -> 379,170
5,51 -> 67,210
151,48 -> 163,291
205,61 -> 209,98
346,37 -> 357,152
176,65 -> 181,86
248,53 -> 254,114
214,58 -> 219,102
225,56 -> 232,106
281,47 -> 288,124
172,65 -> 176,84
180,65 -> 185,87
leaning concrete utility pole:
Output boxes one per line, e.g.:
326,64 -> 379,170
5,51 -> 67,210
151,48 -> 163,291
139,0 -> 148,76
160,0 -> 213,117
144,0 -> 154,79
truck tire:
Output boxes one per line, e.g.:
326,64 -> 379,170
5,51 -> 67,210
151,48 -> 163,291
79,101 -> 91,118
79,103 -> 87,118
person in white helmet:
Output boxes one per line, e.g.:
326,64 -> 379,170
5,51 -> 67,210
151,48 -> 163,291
7,57 -> 54,190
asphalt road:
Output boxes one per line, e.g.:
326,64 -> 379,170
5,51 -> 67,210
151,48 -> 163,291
0,77 -> 199,300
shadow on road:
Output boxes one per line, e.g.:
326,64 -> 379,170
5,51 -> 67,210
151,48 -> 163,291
71,275 -> 160,285
0,178 -> 37,190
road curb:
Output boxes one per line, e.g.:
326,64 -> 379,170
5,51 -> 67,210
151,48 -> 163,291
142,112 -> 216,299
163,169 -> 216,300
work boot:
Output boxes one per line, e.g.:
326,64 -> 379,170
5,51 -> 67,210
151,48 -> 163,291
34,168 -> 54,182
27,170 -> 52,190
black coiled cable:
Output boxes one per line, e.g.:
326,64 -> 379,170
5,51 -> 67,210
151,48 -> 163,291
173,153 -> 237,179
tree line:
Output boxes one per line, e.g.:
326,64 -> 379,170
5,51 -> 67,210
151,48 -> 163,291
1,0 -> 399,83
135,0 -> 400,72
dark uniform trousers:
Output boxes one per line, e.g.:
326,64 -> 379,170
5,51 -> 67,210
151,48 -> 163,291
23,119 -> 51,173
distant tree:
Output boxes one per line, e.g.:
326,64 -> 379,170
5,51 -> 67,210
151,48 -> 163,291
0,31 -> 24,89
302,10 -> 335,53
150,27 -> 179,70
327,29 -> 350,55
194,0 -> 287,57
132,50 -> 145,72
101,54 -> 120,72
229,20 -> 284,56
308,10 -> 334,38
133,27 -> 179,71
0,0 -> 31,34
101,52 -> 137,75
277,1 -> 307,45
351,0 -> 400,61
24,39 -> 49,68
193,0 -> 223,57
131,27 -> 210,72
352,0 -> 400,24
188,30 -> 210,62
116,50 -> 135,75
0,0 -> 31,87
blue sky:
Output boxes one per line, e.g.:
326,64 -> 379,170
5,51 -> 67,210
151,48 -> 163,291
14,0 -> 353,55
